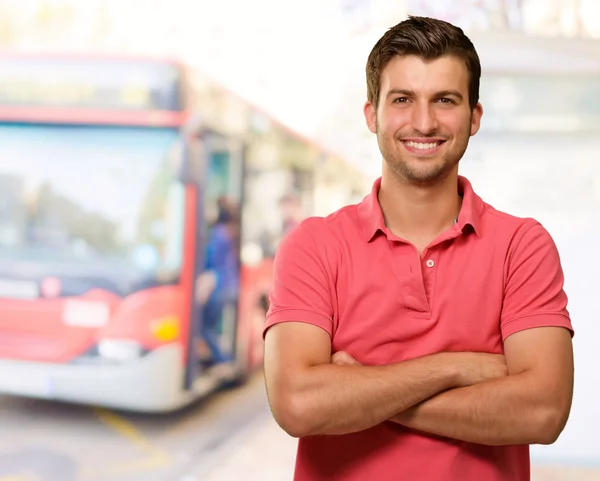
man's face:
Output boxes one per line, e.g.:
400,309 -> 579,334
364,55 -> 483,185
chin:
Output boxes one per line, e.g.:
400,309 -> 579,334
392,162 -> 454,185
407,173 -> 447,185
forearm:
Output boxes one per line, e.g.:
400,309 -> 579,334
274,354 -> 458,437
391,372 -> 561,446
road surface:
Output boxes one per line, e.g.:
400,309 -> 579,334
0,372 -> 271,481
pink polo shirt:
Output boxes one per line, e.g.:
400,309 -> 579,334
264,176 -> 573,481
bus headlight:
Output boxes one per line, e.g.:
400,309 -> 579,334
150,316 -> 180,342
97,340 -> 143,362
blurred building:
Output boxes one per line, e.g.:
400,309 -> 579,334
338,0 -> 600,38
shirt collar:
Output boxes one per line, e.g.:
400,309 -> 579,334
357,175 -> 484,242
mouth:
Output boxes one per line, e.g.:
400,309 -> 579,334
401,139 -> 446,155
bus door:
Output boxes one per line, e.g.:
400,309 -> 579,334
190,133 -> 244,380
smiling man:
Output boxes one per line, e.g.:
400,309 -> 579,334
263,16 -> 574,481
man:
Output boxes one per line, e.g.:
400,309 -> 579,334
262,15 -> 575,481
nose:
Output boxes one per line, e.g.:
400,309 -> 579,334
410,102 -> 439,135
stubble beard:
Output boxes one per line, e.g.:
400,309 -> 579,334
376,128 -> 470,187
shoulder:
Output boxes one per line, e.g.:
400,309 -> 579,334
275,203 -> 362,276
478,202 -> 561,281
480,201 -> 555,247
285,203 -> 362,247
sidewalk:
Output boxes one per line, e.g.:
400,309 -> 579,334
190,416 -> 600,481
186,414 -> 297,481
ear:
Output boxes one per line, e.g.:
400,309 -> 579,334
364,101 -> 377,134
470,102 -> 483,136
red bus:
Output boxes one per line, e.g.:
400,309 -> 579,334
0,54 -> 369,412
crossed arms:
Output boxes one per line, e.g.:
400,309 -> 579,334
263,221 -> 574,446
264,322 -> 573,445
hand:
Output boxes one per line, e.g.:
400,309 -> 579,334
454,353 -> 508,387
331,351 -> 362,366
195,270 -> 217,305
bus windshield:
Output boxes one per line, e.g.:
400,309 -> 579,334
0,124 -> 185,296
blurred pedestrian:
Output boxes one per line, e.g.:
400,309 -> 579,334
196,201 -> 240,365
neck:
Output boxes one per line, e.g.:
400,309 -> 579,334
378,168 -> 461,240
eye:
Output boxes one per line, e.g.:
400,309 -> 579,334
393,97 -> 409,104
437,98 -> 454,104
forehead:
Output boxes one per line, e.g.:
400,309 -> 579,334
380,55 -> 470,96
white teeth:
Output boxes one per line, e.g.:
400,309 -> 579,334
405,141 -> 439,150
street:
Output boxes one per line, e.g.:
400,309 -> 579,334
0,372 -> 271,481
1,370 -> 599,481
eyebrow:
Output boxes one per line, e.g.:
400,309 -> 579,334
387,89 -> 464,101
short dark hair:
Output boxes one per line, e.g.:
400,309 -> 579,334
366,16 -> 481,110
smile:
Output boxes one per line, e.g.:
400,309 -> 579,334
401,140 -> 446,154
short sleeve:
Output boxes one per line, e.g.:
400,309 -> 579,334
501,220 -> 574,341
263,221 -> 334,339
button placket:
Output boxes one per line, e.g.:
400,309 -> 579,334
421,250 -> 440,306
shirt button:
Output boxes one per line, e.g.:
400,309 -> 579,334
425,259 -> 435,268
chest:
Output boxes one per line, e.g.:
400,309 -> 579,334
331,237 -> 506,365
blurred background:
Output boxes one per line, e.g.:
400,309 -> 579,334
0,0 -> 598,480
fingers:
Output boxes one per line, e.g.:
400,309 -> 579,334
331,351 -> 361,366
